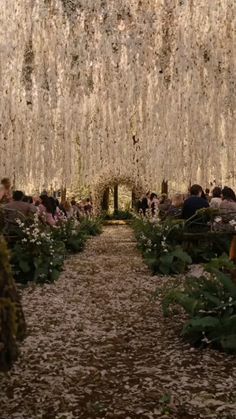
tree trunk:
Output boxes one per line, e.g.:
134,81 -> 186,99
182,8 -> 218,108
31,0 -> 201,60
114,184 -> 118,211
132,190 -> 136,209
230,237 -> 236,264
101,188 -> 110,212
161,179 -> 168,195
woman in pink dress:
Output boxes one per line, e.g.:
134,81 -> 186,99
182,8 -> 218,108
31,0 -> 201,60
38,195 -> 57,226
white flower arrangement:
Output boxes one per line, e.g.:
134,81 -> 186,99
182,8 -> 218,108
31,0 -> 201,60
16,213 -> 54,246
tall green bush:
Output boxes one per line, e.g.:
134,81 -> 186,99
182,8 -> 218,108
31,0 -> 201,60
10,215 -> 102,284
133,218 -> 192,274
0,236 -> 26,370
11,215 -> 65,284
132,212 -> 232,274
79,217 -> 103,236
163,256 -> 236,353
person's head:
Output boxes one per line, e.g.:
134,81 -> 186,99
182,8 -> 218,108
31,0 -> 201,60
71,199 -> 76,206
86,198 -> 91,203
48,197 -> 57,215
190,184 -> 203,197
1,177 -> 11,189
221,187 -> 236,202
201,190 -> 207,200
13,190 -> 24,201
159,193 -> 167,203
205,188 -> 210,195
40,194 -> 54,214
150,193 -> 157,201
172,193 -> 184,208
22,195 -> 33,204
212,186 -> 222,198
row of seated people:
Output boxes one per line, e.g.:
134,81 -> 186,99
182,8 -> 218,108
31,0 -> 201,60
139,184 -> 236,224
0,178 -> 93,228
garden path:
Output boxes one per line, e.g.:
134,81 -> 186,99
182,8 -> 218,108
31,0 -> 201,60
0,226 -> 236,418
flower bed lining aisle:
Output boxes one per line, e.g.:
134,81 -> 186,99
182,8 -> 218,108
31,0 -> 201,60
6,214 -> 103,284
132,214 -> 236,354
0,226 -> 236,418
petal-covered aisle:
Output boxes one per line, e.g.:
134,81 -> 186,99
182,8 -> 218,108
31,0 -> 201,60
0,226 -> 235,419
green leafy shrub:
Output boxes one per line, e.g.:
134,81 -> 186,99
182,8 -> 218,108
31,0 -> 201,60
52,216 -> 102,254
0,236 -> 26,370
133,218 -> 192,275
163,256 -> 236,353
147,246 -> 192,275
79,217 -> 103,236
11,214 -> 65,284
133,212 -> 232,274
7,214 -> 102,284
184,207 -> 219,232
52,217 -> 86,253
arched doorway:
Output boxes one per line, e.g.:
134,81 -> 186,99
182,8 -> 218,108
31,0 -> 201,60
101,184 -> 136,213
92,174 -> 145,214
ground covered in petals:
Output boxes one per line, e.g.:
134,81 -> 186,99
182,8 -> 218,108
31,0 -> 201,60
0,226 -> 236,419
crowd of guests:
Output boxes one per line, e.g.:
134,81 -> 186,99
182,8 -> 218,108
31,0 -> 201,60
0,178 -> 93,227
1,176 -> 236,229
139,184 -> 236,224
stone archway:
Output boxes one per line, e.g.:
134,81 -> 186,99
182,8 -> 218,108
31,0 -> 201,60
92,174 -> 146,214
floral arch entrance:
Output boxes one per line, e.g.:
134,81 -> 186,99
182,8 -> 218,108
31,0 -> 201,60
92,174 -> 146,214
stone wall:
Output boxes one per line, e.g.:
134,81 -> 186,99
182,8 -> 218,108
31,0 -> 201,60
0,0 -> 235,195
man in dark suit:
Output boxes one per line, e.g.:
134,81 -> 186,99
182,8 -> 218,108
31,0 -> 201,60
182,184 -> 209,219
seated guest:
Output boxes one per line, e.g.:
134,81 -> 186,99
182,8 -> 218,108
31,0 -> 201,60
158,193 -> 171,220
39,195 -> 57,226
22,195 -> 33,204
205,188 -> 211,202
53,198 -> 65,221
48,197 -> 57,218
0,178 -> 12,204
84,198 -> 93,217
64,200 -> 74,218
78,201 -> 85,217
210,187 -> 222,209
150,193 -> 158,217
182,184 -> 209,219
141,192 -> 150,216
4,190 -> 36,221
219,187 -> 236,222
167,193 -> 184,218
71,199 -> 80,219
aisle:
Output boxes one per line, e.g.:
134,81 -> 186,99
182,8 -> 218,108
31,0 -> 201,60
0,226 -> 235,419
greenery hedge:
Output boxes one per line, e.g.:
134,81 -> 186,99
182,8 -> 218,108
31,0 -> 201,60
8,215 -> 103,285
133,209 -> 232,275
0,236 -> 26,371
163,256 -> 236,353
